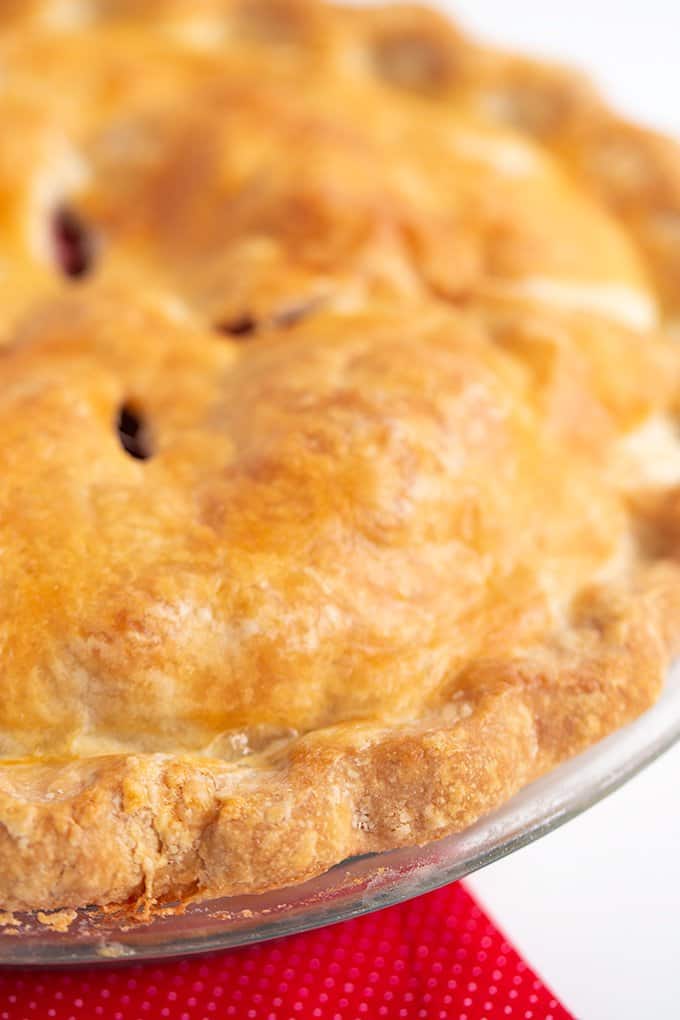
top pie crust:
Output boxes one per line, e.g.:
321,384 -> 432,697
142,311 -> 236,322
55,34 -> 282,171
2,0 -> 680,916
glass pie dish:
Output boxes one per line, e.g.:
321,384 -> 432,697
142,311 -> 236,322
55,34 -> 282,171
2,661 -> 679,967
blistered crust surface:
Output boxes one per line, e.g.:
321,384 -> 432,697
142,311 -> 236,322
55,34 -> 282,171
2,0 -> 680,914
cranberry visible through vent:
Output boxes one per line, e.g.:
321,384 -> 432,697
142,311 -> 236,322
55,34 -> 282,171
117,405 -> 151,461
52,207 -> 94,278
215,314 -> 258,338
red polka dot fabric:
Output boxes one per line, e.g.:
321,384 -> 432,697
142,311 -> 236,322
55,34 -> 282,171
0,883 -> 571,1019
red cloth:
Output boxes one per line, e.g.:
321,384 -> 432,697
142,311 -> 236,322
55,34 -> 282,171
0,883 -> 571,1019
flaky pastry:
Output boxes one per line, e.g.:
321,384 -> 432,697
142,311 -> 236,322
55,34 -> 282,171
1,0 -> 680,918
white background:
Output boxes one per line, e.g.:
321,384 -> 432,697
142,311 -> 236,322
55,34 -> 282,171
437,4 -> 680,1018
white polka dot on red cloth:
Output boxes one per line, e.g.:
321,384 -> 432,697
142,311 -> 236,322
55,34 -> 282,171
0,884 -> 571,1019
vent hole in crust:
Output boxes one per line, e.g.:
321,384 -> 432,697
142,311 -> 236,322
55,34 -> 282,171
52,207 -> 95,279
215,314 -> 258,338
116,404 -> 152,461
272,299 -> 319,329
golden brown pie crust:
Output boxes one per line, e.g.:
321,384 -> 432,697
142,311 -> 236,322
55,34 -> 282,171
2,0 -> 680,917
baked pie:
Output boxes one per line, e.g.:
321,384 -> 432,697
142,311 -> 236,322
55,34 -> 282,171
2,0 -> 680,920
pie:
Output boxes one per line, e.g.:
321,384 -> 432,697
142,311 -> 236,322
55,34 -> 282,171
2,0 -> 680,921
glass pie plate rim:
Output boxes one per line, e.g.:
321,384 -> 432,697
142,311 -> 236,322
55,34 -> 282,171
3,662 -> 680,967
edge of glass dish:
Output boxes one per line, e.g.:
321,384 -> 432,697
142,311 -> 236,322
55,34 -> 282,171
3,661 -> 680,966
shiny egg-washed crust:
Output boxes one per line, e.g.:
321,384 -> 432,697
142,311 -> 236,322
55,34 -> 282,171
2,0 -> 680,917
